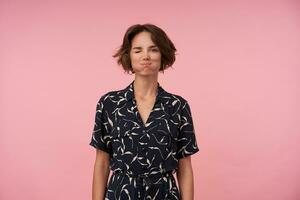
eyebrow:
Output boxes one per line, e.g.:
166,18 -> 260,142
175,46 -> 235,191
132,45 -> 158,50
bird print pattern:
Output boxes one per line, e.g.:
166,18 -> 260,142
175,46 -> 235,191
89,80 -> 199,199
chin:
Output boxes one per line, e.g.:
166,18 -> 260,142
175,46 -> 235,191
135,70 -> 154,75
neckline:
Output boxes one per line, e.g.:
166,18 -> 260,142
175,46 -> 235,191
124,80 -> 165,102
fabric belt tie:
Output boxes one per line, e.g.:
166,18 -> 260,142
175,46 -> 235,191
113,169 -> 175,186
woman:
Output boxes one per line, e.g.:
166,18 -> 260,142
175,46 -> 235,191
89,23 -> 199,200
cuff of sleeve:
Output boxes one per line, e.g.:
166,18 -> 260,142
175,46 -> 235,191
176,147 -> 200,160
89,141 -> 111,154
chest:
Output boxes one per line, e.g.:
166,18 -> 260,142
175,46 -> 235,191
110,97 -> 181,152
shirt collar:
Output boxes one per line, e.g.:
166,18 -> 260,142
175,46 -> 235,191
123,80 -> 165,102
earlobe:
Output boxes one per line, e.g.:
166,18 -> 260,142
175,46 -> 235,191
128,68 -> 135,75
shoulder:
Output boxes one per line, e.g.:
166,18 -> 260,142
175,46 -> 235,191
162,90 -> 190,107
95,88 -> 127,109
98,89 -> 123,101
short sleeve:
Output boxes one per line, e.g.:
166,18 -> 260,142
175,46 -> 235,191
176,100 -> 200,159
89,95 -> 112,154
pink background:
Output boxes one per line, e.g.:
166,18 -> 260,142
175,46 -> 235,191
1,0 -> 300,199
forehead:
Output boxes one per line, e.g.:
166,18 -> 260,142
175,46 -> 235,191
131,31 -> 156,47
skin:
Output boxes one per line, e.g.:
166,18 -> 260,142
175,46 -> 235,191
91,31 -> 195,200
129,31 -> 162,125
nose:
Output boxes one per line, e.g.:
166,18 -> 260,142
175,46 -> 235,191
142,51 -> 150,60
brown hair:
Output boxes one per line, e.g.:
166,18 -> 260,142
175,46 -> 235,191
112,23 -> 177,74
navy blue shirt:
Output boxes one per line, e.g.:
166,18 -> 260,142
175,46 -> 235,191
89,80 -> 199,176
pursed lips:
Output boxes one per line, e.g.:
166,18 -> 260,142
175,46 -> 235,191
141,62 -> 151,66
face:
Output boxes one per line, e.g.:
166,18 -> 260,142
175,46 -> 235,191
129,31 -> 162,76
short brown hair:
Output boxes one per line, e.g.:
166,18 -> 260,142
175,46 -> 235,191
112,23 -> 177,74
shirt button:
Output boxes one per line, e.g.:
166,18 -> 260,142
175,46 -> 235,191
142,130 -> 146,133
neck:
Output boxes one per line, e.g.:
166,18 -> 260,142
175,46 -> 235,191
133,77 -> 158,99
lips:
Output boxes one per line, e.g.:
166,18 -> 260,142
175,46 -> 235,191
141,63 -> 151,66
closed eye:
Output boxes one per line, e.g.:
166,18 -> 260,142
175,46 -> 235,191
134,49 -> 159,53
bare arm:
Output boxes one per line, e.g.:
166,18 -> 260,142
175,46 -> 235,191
176,156 -> 195,200
92,149 -> 110,200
